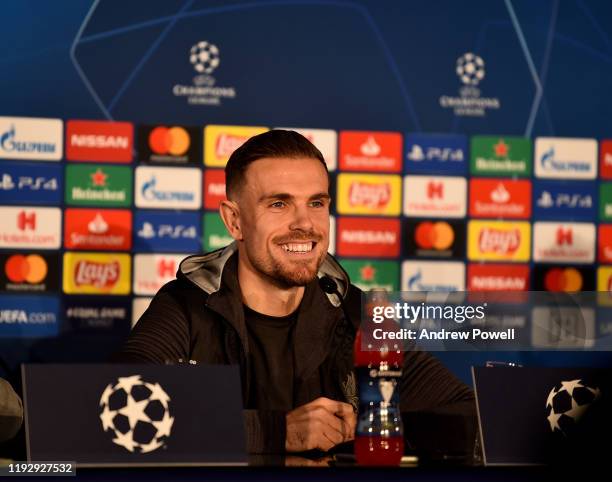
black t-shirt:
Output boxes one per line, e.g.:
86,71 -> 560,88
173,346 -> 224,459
244,304 -> 299,411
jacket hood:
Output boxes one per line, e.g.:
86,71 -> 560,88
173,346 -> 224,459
178,242 -> 350,307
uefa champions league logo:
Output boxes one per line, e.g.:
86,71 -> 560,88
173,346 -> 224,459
546,379 -> 601,436
99,375 -> 174,453
456,52 -> 485,86
190,41 -> 220,76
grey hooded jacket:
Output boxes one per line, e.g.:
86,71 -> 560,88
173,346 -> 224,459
115,243 -> 474,453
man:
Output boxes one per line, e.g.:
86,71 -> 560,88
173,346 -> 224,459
116,130 -> 474,454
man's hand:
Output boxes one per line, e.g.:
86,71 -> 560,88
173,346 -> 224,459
285,397 -> 356,452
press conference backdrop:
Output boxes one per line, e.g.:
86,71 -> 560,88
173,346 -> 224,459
1,0 -> 612,382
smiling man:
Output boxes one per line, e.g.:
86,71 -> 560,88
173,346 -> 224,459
116,130 -> 474,454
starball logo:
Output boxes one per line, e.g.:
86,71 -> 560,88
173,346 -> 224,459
172,40 -> 237,106
438,53 -> 500,118
337,174 -> 401,216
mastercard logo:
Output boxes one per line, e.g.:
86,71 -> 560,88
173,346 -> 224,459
5,254 -> 48,284
415,221 -> 454,250
149,126 -> 190,156
544,268 -> 582,292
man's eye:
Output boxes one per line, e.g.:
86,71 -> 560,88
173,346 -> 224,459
310,200 -> 325,208
270,201 -> 285,208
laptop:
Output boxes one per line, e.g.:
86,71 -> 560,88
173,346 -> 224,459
473,366 -> 611,466
22,364 -> 247,467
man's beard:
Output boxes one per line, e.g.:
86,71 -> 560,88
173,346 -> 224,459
247,238 -> 327,288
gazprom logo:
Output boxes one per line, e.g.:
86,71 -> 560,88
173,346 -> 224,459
1,124 -> 56,154
535,138 -> 597,180
141,176 -> 194,202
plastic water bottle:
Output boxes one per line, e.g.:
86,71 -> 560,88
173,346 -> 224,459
353,328 -> 404,466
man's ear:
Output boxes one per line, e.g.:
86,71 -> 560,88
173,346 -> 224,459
219,200 -> 243,241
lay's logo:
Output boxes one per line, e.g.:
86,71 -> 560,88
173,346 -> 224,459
63,252 -> 130,294
468,221 -> 531,262
204,125 -> 268,166
337,174 -> 401,216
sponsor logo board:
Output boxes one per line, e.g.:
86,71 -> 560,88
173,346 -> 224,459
0,252 -> 60,292
65,164 -> 132,207
533,265 -> 594,292
534,137 -> 597,179
336,217 -> 400,258
0,207 -> 61,249
401,261 -> 465,291
0,295 -> 60,337
202,213 -> 233,252
277,127 -> 338,171
532,222 -> 595,263
337,174 -> 401,216
470,136 -> 531,177
467,263 -> 529,291
532,181 -> 596,221
468,179 -> 531,219
0,161 -> 62,205
203,169 -> 226,209
135,166 -> 202,209
404,133 -> 467,175
339,259 -> 399,291
600,140 -> 612,179
598,224 -> 612,263
66,120 -> 133,162
137,124 -> 200,164
403,219 -> 465,259
204,125 -> 268,166
65,298 -> 131,332
0,116 -> 62,161
134,211 -> 201,252
64,209 -> 132,250
133,254 -> 185,296
339,131 -> 402,172
63,252 -> 131,295
467,220 -> 531,262
599,183 -> 612,221
403,176 -> 466,218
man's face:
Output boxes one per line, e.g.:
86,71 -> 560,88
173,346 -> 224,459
235,157 -> 330,287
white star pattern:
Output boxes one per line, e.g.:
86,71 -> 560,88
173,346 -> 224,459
118,394 -> 151,429
152,410 -> 174,438
112,429 -> 138,453
116,375 -> 144,394
547,411 -> 562,431
99,405 -> 115,431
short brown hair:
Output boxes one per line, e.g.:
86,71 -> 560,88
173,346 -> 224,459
224,130 -> 328,199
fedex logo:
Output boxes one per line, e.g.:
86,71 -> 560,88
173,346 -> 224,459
134,211 -> 200,253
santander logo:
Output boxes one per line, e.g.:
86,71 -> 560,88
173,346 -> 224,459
348,182 -> 391,208
478,228 -> 520,255
74,261 -> 120,288
490,183 -> 510,203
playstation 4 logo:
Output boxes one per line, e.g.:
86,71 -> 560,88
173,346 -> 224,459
404,134 -> 467,175
533,181 -> 596,221
133,212 -> 201,253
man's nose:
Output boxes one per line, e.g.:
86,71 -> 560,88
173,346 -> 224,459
289,204 -> 314,231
